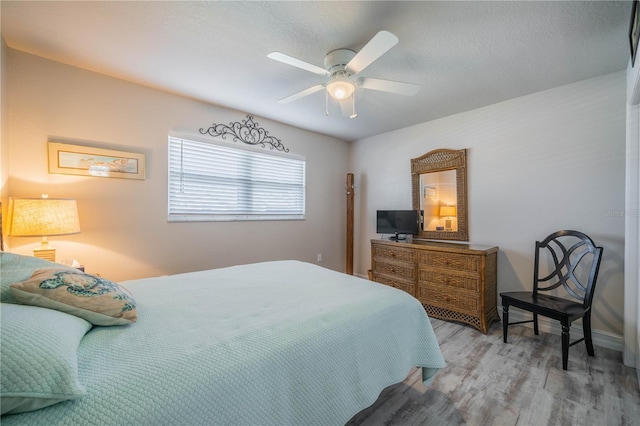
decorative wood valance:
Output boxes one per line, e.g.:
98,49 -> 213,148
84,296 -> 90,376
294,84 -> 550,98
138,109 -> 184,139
199,115 -> 289,152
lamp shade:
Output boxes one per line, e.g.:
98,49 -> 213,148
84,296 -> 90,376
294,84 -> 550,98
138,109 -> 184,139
8,198 -> 81,237
439,206 -> 457,217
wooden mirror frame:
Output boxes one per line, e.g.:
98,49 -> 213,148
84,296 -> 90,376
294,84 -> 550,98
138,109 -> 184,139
411,148 -> 468,241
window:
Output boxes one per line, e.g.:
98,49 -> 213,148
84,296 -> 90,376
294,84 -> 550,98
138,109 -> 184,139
168,136 -> 305,222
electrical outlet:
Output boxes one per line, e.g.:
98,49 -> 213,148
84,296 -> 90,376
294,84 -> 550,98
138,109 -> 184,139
317,253 -> 322,262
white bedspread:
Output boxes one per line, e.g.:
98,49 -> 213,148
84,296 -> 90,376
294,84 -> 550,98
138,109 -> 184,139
3,260 -> 445,425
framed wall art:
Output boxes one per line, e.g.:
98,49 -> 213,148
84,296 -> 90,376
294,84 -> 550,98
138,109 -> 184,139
48,142 -> 145,180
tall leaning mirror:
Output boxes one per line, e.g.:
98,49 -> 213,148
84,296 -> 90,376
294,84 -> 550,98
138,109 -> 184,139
411,148 -> 468,241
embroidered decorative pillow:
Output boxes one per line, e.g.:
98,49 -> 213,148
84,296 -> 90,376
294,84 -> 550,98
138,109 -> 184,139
1,303 -> 91,415
11,269 -> 137,326
0,252 -> 75,304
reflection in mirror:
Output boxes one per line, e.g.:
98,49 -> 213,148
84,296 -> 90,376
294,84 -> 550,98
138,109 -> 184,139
411,149 -> 468,241
421,169 -> 458,232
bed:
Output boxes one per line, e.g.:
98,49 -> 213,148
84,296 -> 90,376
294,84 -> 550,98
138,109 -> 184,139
1,252 -> 445,425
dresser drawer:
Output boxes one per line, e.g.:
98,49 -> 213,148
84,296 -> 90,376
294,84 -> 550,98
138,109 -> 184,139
373,274 -> 415,295
417,283 -> 479,314
418,251 -> 479,273
372,260 -> 415,280
373,245 -> 415,264
418,270 -> 479,291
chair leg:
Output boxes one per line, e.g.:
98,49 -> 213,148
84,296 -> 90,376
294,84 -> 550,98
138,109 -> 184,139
561,324 -> 570,370
533,312 -> 539,335
502,305 -> 509,343
583,313 -> 595,356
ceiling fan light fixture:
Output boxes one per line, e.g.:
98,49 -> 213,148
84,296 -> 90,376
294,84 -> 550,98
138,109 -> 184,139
326,78 -> 355,100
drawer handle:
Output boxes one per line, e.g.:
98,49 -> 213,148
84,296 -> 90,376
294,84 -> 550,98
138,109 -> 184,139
390,267 -> 396,273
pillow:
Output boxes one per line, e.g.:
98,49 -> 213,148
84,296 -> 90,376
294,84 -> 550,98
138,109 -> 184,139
11,269 -> 137,326
0,252 -> 75,304
1,303 -> 91,415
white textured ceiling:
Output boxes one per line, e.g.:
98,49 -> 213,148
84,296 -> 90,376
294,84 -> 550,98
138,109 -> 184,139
1,1 -> 633,142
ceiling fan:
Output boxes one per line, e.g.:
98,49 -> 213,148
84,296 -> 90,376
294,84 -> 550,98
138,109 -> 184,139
267,31 -> 420,119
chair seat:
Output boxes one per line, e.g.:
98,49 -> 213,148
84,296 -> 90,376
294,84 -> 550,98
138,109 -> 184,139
501,291 -> 587,321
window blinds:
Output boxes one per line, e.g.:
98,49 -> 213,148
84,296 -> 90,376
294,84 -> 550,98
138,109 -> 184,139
168,136 -> 305,221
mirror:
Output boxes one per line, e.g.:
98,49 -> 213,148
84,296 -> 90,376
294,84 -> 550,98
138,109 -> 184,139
411,148 -> 468,241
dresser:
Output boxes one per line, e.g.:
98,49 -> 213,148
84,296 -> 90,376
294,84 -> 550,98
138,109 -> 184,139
371,239 -> 499,334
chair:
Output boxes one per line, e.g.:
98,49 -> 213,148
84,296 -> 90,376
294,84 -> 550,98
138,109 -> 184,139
500,230 -> 603,370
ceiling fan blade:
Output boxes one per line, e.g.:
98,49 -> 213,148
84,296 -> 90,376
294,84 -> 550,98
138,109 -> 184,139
346,31 -> 399,74
267,52 -> 329,76
358,77 -> 420,96
278,84 -> 325,104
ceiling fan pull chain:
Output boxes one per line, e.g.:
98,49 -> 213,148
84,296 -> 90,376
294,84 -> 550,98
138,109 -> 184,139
350,92 -> 358,119
325,90 -> 329,116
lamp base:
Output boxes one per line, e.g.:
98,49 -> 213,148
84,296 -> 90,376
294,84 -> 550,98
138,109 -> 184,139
33,246 -> 56,262
445,219 -> 452,231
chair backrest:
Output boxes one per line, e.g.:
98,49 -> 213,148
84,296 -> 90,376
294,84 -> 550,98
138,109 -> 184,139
533,230 -> 603,308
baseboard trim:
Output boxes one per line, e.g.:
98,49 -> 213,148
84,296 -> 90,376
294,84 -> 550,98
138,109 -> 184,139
501,307 -> 623,352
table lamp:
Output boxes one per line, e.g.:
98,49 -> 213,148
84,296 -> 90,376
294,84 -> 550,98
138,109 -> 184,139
439,205 -> 457,231
7,195 -> 81,261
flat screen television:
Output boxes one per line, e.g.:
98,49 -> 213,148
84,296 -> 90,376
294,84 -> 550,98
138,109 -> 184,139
376,210 -> 420,240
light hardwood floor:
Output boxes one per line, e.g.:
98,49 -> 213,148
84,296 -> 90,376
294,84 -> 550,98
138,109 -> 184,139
347,318 -> 640,426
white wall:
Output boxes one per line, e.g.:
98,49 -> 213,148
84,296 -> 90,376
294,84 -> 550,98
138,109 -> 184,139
4,49 -> 350,281
626,58 -> 640,371
1,34 -> 8,217
351,71 -> 626,341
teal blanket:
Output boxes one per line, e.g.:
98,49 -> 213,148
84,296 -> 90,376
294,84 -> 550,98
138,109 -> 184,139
3,260 -> 445,425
